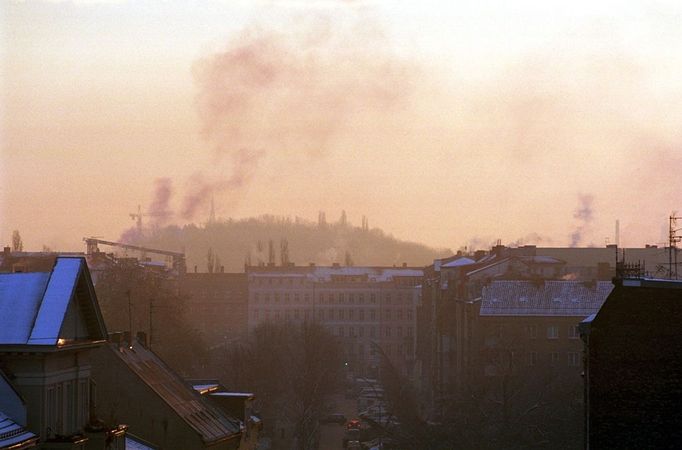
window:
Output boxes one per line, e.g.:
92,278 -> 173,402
254,293 -> 260,303
284,293 -> 290,303
370,293 -> 376,303
359,326 -> 364,337
568,325 -> 580,339
550,352 -> 559,365
274,293 -> 280,303
370,327 -> 376,338
275,311 -> 281,320
349,293 -> 355,303
407,327 -> 413,337
265,310 -> 271,320
359,293 -> 365,303
339,326 -> 344,337
339,293 -> 345,303
397,326 -> 403,338
529,352 -> 537,366
385,293 -> 392,303
397,310 -> 403,320
385,309 -> 392,320
294,309 -> 299,320
349,326 -> 355,337
526,325 -> 538,339
370,309 -> 376,320
568,352 -> 580,367
407,310 -> 413,320
349,309 -> 354,320
359,309 -> 365,321
253,309 -> 259,320
265,293 -> 270,303
385,327 -> 391,337
294,294 -> 300,303
339,309 -> 345,320
304,293 -> 310,303
547,326 -> 559,339
319,293 -> 324,303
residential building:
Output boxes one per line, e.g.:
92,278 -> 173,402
246,265 -> 422,378
90,333 -> 242,449
0,372 -> 38,449
580,277 -> 682,449
0,255 -> 124,450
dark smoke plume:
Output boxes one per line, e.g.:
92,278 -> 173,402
148,177 -> 173,226
177,15 -> 413,219
570,194 -> 594,247
181,149 -> 265,220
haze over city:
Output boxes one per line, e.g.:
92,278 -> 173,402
2,0 -> 681,252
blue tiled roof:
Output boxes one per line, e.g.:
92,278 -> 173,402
0,257 -> 92,346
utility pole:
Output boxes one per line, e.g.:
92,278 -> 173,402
127,289 -> 133,345
669,214 -> 682,279
149,298 -> 154,350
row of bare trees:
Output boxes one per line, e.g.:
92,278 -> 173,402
220,322 -> 344,450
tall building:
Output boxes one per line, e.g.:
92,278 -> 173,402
581,277 -> 682,449
246,265 -> 422,378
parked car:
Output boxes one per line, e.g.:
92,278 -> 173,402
320,413 -> 346,424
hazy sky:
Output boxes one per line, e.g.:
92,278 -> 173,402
2,0 -> 681,252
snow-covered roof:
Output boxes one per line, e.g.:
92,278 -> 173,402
0,411 -> 38,449
442,257 -> 476,268
480,280 -> 613,316
249,266 -> 424,282
125,434 -> 159,450
0,256 -> 106,347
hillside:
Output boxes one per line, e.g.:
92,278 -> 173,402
132,215 -> 451,273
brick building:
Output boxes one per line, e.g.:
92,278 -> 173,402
246,265 -> 422,378
179,273 -> 248,346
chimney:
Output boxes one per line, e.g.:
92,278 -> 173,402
220,266 -> 225,273
136,331 -> 148,348
3,246 -> 10,256
309,262 -> 316,267
194,265 -> 198,273
123,331 -> 132,347
332,262 -> 340,268
402,262 -> 407,268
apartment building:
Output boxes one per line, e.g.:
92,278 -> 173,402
246,265 -> 422,378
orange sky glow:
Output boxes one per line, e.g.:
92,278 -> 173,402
1,0 -> 681,252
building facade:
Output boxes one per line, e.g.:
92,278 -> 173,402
179,273 -> 248,346
246,265 -> 422,378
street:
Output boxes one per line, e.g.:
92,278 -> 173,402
318,396 -> 358,450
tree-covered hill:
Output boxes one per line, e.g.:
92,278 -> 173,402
131,214 -> 451,273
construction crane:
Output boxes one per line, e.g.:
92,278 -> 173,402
129,204 -> 161,235
83,237 -> 186,274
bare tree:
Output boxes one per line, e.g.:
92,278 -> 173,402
221,322 -> 344,450
11,230 -> 23,252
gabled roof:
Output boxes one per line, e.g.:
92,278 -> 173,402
0,256 -> 107,348
480,280 -> 613,316
441,257 -> 476,268
0,412 -> 38,449
108,341 -> 241,445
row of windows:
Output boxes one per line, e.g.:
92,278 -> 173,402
528,351 -> 581,367
335,325 -> 414,338
251,291 -> 413,305
343,342 -> 414,358
251,308 -> 414,322
525,325 -> 580,340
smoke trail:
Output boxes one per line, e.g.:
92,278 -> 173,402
148,177 -> 173,226
181,149 -> 265,220
177,13 -> 413,220
570,194 -> 594,247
